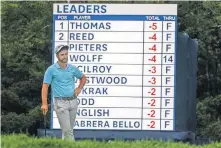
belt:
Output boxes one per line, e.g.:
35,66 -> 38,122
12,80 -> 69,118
54,96 -> 76,100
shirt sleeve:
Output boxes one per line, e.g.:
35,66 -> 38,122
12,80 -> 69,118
43,67 -> 53,84
73,66 -> 83,79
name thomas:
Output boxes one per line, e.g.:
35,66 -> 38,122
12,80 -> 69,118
70,22 -> 111,30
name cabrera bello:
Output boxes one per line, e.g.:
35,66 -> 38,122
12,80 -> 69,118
56,4 -> 107,14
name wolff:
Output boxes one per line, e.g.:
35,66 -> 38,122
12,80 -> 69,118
75,76 -> 127,84
70,55 -> 103,62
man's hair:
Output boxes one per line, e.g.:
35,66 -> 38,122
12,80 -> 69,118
56,46 -> 68,54
55,45 -> 69,54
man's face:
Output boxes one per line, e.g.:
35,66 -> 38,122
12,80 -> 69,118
56,49 -> 68,63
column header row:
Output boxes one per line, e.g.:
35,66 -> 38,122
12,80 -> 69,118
54,15 -> 177,21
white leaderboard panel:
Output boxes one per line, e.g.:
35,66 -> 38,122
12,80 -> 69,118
52,4 -> 177,131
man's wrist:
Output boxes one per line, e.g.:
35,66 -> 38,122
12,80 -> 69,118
77,86 -> 82,90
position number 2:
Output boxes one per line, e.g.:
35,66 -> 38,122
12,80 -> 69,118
59,33 -> 64,40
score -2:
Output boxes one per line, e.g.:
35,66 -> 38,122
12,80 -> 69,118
148,98 -> 156,107
147,110 -> 156,118
146,87 -> 161,97
147,121 -> 156,128
148,88 -> 156,96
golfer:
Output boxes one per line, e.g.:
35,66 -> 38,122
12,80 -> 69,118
41,44 -> 86,140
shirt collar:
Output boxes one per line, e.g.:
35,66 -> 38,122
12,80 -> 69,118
55,62 -> 70,70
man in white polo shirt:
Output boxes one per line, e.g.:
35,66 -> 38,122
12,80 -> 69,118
41,44 -> 86,140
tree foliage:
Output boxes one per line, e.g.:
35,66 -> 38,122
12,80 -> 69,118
177,1 -> 221,99
1,1 -> 53,134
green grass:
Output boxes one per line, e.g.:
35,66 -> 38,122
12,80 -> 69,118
1,134 -> 221,148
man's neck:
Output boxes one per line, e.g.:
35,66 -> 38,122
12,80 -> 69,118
58,61 -> 67,69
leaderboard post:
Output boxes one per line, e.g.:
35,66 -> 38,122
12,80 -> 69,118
52,4 -> 177,131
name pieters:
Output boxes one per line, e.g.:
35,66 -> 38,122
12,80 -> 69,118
70,22 -> 111,30
77,109 -> 110,117
56,4 -> 107,14
70,44 -> 107,52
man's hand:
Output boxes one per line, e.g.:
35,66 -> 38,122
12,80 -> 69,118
41,104 -> 48,115
74,74 -> 86,97
74,88 -> 81,97
41,83 -> 49,115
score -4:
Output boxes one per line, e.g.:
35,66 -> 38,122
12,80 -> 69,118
149,44 -> 157,52
148,55 -> 156,63
149,33 -> 157,41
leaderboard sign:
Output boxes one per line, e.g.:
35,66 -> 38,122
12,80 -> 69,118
52,4 -> 177,131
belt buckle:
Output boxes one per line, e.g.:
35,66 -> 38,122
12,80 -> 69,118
64,97 -> 71,100
73,95 -> 77,99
